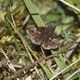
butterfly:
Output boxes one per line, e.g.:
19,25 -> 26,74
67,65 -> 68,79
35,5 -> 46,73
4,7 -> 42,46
26,25 -> 58,50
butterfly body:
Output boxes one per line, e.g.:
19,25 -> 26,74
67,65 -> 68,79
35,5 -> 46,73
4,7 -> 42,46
26,26 -> 58,50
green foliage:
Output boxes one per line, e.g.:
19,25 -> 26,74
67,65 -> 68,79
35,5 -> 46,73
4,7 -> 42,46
62,31 -> 75,45
0,0 -> 80,80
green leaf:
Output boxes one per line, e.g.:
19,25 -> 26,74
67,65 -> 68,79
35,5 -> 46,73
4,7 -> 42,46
41,64 -> 53,79
23,0 -> 45,27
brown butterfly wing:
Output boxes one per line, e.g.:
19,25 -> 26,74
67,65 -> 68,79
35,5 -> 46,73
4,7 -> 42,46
27,26 -> 58,50
41,27 -> 57,50
26,27 -> 45,45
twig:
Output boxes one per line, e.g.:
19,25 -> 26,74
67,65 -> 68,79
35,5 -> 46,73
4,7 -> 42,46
23,14 -> 30,26
66,68 -> 80,80
0,48 -> 21,80
0,48 -> 16,72
59,0 -> 80,12
66,37 -> 80,58
3,43 -> 74,80
50,59 -> 80,80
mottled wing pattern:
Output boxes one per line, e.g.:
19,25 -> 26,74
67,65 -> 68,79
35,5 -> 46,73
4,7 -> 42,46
26,26 -> 58,50
42,30 -> 57,49
26,27 -> 45,45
